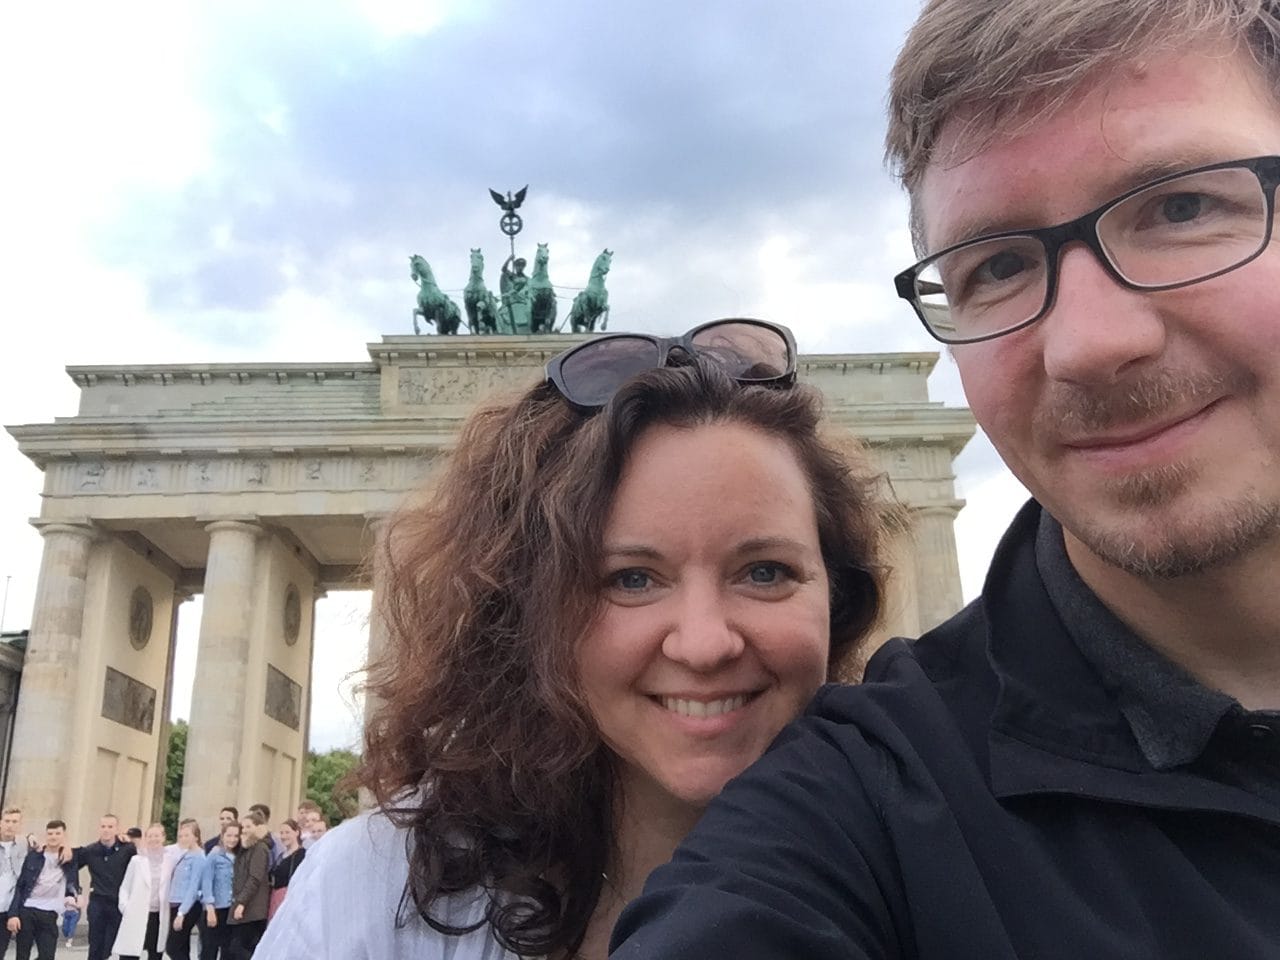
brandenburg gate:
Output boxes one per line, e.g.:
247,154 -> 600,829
3,334 -> 973,840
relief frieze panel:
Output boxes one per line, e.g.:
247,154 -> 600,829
397,365 -> 537,407
49,453 -> 437,497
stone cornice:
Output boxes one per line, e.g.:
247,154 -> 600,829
6,419 -> 455,468
66,363 -> 377,388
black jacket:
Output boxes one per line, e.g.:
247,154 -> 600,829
12,850 -> 79,912
72,839 -> 135,901
611,502 -> 1280,959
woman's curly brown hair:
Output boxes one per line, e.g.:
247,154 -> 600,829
354,356 -> 897,956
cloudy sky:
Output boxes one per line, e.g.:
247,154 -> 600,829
0,0 -> 1028,751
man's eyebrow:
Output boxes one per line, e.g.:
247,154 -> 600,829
930,153 -> 1224,253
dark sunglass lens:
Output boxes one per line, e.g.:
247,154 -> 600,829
559,337 -> 661,406
689,322 -> 791,380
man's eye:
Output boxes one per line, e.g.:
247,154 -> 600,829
1159,192 -> 1204,224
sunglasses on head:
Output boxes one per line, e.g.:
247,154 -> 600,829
544,318 -> 798,411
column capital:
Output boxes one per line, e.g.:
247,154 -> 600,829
29,519 -> 97,541
202,518 -> 264,538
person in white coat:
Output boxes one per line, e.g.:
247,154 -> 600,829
113,825 -> 173,960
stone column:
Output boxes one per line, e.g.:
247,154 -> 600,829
6,522 -> 96,822
363,516 -> 391,733
180,520 -> 262,821
911,503 -> 966,633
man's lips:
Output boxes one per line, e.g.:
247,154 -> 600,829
1059,399 -> 1220,451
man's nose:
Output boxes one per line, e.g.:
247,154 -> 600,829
1040,243 -> 1168,384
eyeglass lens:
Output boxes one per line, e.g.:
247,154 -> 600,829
558,336 -> 661,407
915,165 -> 1269,341
557,321 -> 791,407
689,321 -> 791,380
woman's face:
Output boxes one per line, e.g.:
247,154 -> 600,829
144,825 -> 165,849
177,824 -> 196,849
278,821 -> 298,847
577,421 -> 830,813
238,817 -> 260,843
221,824 -> 241,851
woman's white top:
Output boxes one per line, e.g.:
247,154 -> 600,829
255,808 -> 517,959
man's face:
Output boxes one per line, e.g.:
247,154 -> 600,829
218,810 -> 236,830
0,812 -> 19,843
45,826 -> 64,850
919,43 -> 1280,581
98,817 -> 118,845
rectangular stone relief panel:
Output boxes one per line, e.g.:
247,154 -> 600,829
264,664 -> 302,730
101,667 -> 156,734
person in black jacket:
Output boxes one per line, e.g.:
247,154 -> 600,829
69,814 -> 135,960
6,821 -> 79,960
610,3 -> 1280,958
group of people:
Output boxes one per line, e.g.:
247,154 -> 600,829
248,2 -> 1280,957
0,800 -> 327,960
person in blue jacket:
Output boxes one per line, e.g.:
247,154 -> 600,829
198,822 -> 238,960
164,820 -> 205,960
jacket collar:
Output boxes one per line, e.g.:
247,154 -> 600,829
981,501 -> 1280,826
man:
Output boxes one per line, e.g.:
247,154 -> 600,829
203,806 -> 238,854
295,800 -> 321,848
611,2 -> 1280,957
0,808 -> 31,957
69,814 -> 135,960
7,821 -> 78,960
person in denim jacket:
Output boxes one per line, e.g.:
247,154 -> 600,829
198,824 -> 238,960
164,821 -> 205,960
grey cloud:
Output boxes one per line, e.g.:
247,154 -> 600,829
92,1 -> 920,345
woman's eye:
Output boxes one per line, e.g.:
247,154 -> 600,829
610,569 -> 652,591
746,562 -> 793,585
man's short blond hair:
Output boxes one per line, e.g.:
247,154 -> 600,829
886,0 -> 1280,240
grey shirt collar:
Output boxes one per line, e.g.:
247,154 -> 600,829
1033,511 -> 1236,770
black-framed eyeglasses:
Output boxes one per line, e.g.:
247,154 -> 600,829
894,155 -> 1280,344
545,318 -> 797,411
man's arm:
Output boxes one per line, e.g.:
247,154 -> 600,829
609,718 -> 902,960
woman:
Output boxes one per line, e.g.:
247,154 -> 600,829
199,822 -> 239,960
228,811 -> 270,957
266,820 -> 304,921
258,320 -> 894,958
115,823 -> 169,960
166,819 -> 206,960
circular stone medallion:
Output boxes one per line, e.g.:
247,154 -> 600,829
283,584 -> 301,645
128,587 -> 154,650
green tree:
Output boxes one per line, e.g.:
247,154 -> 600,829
161,719 -> 188,839
306,748 -> 359,826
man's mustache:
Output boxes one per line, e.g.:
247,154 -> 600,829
1034,367 -> 1251,439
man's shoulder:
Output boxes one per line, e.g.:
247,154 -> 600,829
802,598 -> 998,770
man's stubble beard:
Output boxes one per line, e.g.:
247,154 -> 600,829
1039,364 -> 1280,577
1078,468 -> 1280,578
